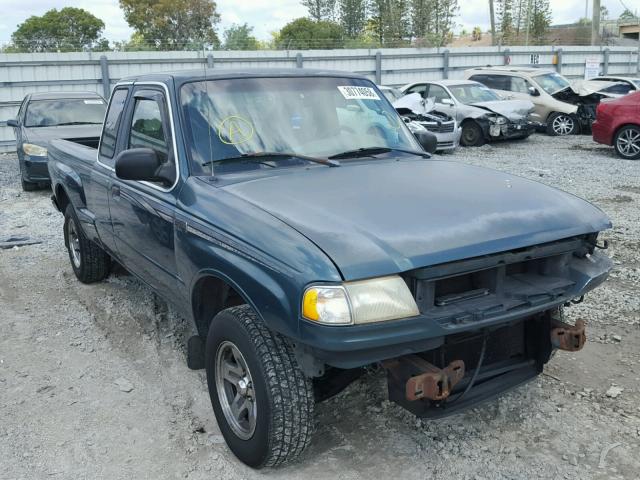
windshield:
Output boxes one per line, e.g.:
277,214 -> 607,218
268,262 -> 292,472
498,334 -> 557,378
25,98 -> 106,127
180,77 -> 419,175
448,84 -> 500,104
533,72 -> 571,95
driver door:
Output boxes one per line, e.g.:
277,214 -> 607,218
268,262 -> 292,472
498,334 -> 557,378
108,86 -> 181,303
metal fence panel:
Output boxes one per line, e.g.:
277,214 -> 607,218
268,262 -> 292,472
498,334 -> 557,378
1,45 -> 638,151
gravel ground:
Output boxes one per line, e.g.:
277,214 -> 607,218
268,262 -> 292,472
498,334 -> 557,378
1,133 -> 639,480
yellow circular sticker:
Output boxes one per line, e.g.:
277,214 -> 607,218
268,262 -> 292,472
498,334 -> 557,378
217,115 -> 254,145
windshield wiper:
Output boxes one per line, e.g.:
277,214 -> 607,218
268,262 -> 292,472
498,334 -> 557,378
202,152 -> 340,168
328,146 -> 430,160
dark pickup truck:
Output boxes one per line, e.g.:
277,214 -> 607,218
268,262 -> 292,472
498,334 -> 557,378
48,68 -> 612,469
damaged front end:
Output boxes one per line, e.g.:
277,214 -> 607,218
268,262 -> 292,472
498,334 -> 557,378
393,94 -> 461,151
381,234 -> 611,417
471,100 -> 538,140
551,83 -> 619,131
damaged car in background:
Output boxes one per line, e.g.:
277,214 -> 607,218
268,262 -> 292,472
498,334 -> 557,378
466,67 -> 625,136
401,79 -> 535,147
393,94 -> 462,152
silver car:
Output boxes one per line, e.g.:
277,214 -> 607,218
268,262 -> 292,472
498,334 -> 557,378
401,80 -> 535,147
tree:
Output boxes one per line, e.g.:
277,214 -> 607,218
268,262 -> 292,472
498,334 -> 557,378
472,26 -> 483,41
119,0 -> 221,50
528,0 -> 551,45
368,0 -> 411,46
278,17 -> 345,49
338,0 -> 367,38
302,0 -> 337,21
619,8 -> 636,22
223,23 -> 259,50
411,0 -> 432,39
10,7 -> 106,52
498,0 -> 514,43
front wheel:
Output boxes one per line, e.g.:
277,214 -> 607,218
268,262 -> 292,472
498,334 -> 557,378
63,205 -> 110,283
614,125 -> 640,160
460,121 -> 485,147
547,112 -> 578,136
206,305 -> 314,468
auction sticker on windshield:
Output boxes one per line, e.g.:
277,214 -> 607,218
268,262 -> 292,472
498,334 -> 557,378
338,86 -> 381,101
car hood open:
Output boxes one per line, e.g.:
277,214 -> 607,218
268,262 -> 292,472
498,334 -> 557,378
222,159 -> 610,280
469,100 -> 534,121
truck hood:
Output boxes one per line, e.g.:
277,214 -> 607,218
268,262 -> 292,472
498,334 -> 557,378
469,100 -> 534,121
221,160 -> 610,280
25,125 -> 102,146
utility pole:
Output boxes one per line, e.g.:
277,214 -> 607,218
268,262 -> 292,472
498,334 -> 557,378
591,0 -> 601,45
524,0 -> 532,46
489,0 -> 496,46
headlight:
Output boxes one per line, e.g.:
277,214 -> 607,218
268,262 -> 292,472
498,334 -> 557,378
488,115 -> 507,125
302,275 -> 419,326
23,143 -> 47,156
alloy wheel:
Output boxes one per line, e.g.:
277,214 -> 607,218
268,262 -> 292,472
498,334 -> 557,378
67,218 -> 82,268
616,127 -> 640,158
215,341 -> 257,440
552,115 -> 575,136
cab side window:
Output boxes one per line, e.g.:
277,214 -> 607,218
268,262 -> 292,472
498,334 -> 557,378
129,98 -> 170,164
99,88 -> 129,165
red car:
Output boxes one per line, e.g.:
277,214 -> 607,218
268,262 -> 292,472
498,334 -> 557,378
592,91 -> 640,159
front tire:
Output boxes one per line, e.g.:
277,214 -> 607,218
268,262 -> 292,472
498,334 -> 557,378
206,305 -> 314,468
547,112 -> 578,136
63,204 -> 110,283
614,125 -> 640,160
460,121 -> 485,147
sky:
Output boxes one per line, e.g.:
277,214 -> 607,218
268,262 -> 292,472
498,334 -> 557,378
0,0 -> 632,43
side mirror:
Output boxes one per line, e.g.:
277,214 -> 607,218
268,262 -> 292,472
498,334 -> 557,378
414,131 -> 437,155
528,86 -> 540,97
441,98 -> 454,106
115,148 -> 173,184
6,119 -> 19,128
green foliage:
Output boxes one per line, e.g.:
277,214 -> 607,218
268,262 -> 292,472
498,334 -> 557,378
223,23 -> 260,50
119,0 -> 221,50
619,9 -> 637,22
338,0 -> 367,38
409,0 -> 458,47
472,26 -> 482,41
529,0 -> 551,45
10,7 -> 106,52
277,18 -> 345,49
302,0 -> 337,21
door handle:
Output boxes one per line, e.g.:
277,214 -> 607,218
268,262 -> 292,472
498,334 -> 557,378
111,185 -> 120,198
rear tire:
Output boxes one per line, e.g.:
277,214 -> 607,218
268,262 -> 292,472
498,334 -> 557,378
546,112 -> 578,136
460,121 -> 485,147
614,125 -> 640,160
63,204 -> 110,283
206,305 -> 314,468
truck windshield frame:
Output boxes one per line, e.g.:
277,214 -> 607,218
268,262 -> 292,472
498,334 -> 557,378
179,76 -> 420,176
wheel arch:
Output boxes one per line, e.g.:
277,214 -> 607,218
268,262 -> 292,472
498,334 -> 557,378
190,269 -> 288,340
613,122 -> 640,139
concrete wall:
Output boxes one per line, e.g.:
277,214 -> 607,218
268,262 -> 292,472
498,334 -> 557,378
1,45 -> 638,151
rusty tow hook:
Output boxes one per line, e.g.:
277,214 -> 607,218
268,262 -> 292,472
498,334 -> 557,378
551,318 -> 586,352
383,356 -> 465,401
